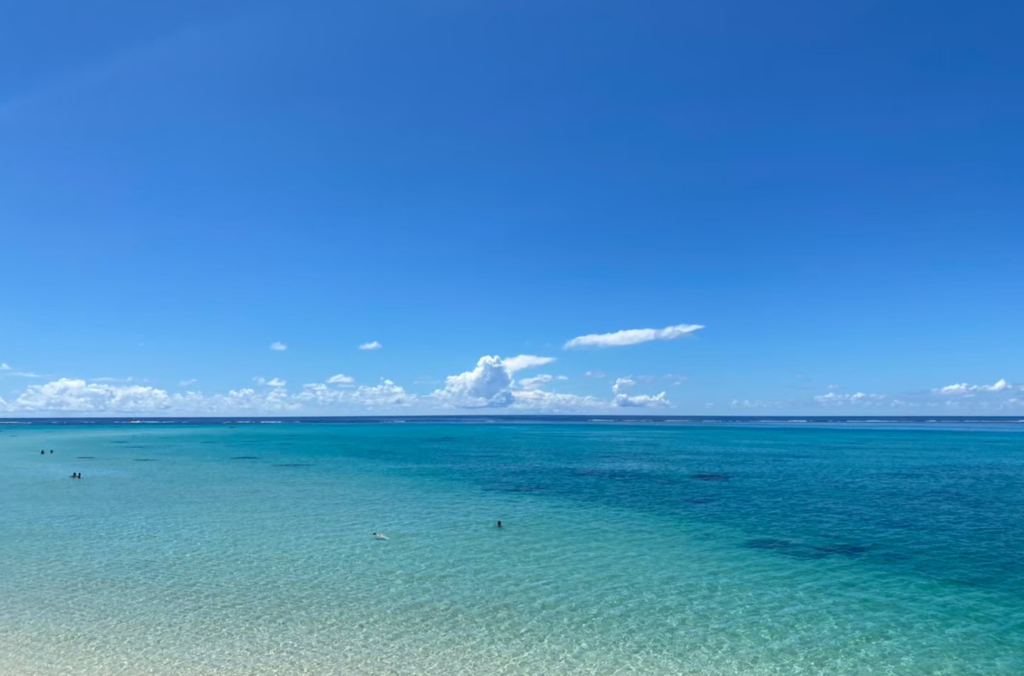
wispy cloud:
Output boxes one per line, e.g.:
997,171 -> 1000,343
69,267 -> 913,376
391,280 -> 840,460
0,363 -> 10,370
1,10 -> 261,120
270,342 -> 288,351
253,376 -> 286,387
92,376 -> 134,383
358,341 -> 382,351
179,379 -> 197,388
933,379 -> 1011,395
731,399 -> 786,409
584,370 -> 605,378
519,374 -> 553,390
501,355 -> 556,373
814,392 -> 886,404
565,323 -> 704,349
327,373 -> 355,385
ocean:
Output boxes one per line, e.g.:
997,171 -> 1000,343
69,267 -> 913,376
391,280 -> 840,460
1,418 -> 1022,675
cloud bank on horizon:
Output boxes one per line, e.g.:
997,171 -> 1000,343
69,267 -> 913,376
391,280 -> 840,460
1,322 -> 1021,415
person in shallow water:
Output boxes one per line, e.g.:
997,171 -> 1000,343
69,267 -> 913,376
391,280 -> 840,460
372,532 -> 388,540
497,520 -> 502,528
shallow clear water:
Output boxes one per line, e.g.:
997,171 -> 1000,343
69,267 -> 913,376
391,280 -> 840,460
2,422 -> 1022,675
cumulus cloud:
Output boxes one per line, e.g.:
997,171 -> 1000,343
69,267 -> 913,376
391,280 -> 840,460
564,323 -> 704,349
359,341 -> 382,351
934,379 -> 1011,395
15,378 -> 173,413
433,356 -> 515,408
612,377 -> 635,394
501,355 -> 556,373
434,356 -> 677,411
4,375 -> 417,416
351,379 -> 411,406
270,342 -> 288,351
296,379 -> 412,408
613,391 -> 670,408
327,373 -> 355,385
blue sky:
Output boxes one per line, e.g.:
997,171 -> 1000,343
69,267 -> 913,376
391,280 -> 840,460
2,0 -> 1022,415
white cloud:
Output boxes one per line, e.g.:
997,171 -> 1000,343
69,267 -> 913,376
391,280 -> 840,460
827,384 -> 841,390
512,389 -> 600,411
584,371 -> 605,378
327,373 -> 355,385
351,379 -> 411,407
0,363 -> 10,370
519,374 -> 553,390
6,376 -> 416,415
179,379 -> 197,387
15,378 -> 173,412
731,399 -> 785,409
934,379 -> 1011,395
612,377 -> 635,394
564,323 -> 704,349
433,356 -> 515,408
501,354 -> 556,373
434,356 -> 678,411
7,371 -> 47,378
92,376 -> 134,383
613,392 -> 671,408
358,341 -> 383,351
253,376 -> 286,387
296,379 -> 413,408
814,392 -> 886,404
270,342 -> 288,351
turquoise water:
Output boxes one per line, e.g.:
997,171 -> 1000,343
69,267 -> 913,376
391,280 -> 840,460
2,421 -> 1022,675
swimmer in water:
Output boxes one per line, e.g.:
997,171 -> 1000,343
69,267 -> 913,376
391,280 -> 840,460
372,532 -> 388,540
497,520 -> 502,528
